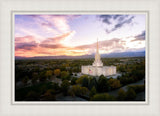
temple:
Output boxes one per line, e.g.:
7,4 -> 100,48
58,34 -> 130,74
81,39 -> 116,76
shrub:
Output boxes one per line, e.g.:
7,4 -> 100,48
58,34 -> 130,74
89,86 -> 96,97
71,77 -> 77,85
42,89 -> 56,101
117,88 -> 126,101
70,85 -> 89,96
61,80 -> 70,95
91,93 -> 115,101
126,88 -> 136,101
128,85 -> 145,93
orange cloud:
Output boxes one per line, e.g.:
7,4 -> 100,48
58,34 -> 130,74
39,31 -> 73,48
15,31 -> 78,57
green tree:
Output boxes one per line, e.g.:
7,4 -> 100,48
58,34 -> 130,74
22,76 -> 29,84
89,86 -> 97,98
80,87 -> 89,96
61,71 -> 70,80
61,80 -> 70,95
42,89 -> 56,101
52,82 -> 60,91
32,72 -> 38,79
76,75 -> 88,84
45,70 -> 53,79
39,71 -> 47,82
126,88 -> 136,101
128,85 -> 145,93
98,75 -> 109,92
82,77 -> 89,88
26,91 -> 39,101
117,88 -> 126,101
31,76 -> 37,84
54,69 -> 61,77
91,93 -> 115,101
71,77 -> 77,85
88,77 -> 97,90
70,85 -> 81,96
70,85 -> 89,96
108,78 -> 121,89
31,72 -> 38,84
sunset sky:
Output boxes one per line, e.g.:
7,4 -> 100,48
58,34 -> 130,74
15,14 -> 146,57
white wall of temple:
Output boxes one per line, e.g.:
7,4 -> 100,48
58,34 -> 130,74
81,66 -> 89,74
97,67 -> 103,76
81,66 -> 117,76
102,66 -> 117,76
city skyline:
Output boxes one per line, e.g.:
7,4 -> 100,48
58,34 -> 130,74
15,14 -> 146,57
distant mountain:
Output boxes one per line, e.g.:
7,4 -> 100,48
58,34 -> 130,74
15,51 -> 145,60
101,51 -> 145,58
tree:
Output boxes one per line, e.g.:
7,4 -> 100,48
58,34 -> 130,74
39,71 -> 47,82
117,64 -> 126,73
70,85 -> 89,96
88,77 -> 97,90
108,78 -> 121,90
31,72 -> 38,84
45,70 -> 53,79
117,88 -> 126,101
128,85 -> 145,93
22,76 -> 29,84
42,89 -> 56,101
61,80 -> 70,95
89,86 -> 96,98
82,77 -> 89,88
126,88 -> 136,101
61,71 -> 70,80
32,72 -> 38,79
52,82 -> 60,91
91,93 -> 115,101
71,77 -> 77,85
26,91 -> 39,101
31,76 -> 37,84
98,75 -> 109,92
76,75 -> 88,84
54,69 -> 61,77
80,87 -> 89,96
70,85 -> 81,96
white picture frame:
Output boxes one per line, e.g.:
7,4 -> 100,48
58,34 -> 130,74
11,11 -> 148,105
0,0 -> 160,116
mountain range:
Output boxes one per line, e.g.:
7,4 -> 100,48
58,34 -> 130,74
15,51 -> 145,60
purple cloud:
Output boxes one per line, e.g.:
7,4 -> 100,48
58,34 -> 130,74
99,15 -> 134,33
15,41 -> 38,50
111,16 -> 134,32
132,31 -> 145,41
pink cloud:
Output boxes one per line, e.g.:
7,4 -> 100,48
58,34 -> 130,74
16,28 -> 44,41
32,15 -> 78,34
15,36 -> 39,50
39,31 -> 74,48
15,36 -> 38,43
15,31 -> 77,57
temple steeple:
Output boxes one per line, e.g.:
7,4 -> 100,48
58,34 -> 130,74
92,38 -> 103,67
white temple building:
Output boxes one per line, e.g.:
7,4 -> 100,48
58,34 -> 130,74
81,39 -> 116,76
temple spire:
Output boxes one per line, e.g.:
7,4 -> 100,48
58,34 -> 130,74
97,38 -> 98,53
92,38 -> 103,67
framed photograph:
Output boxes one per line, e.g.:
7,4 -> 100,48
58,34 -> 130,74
13,12 -> 147,104
0,0 -> 160,116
